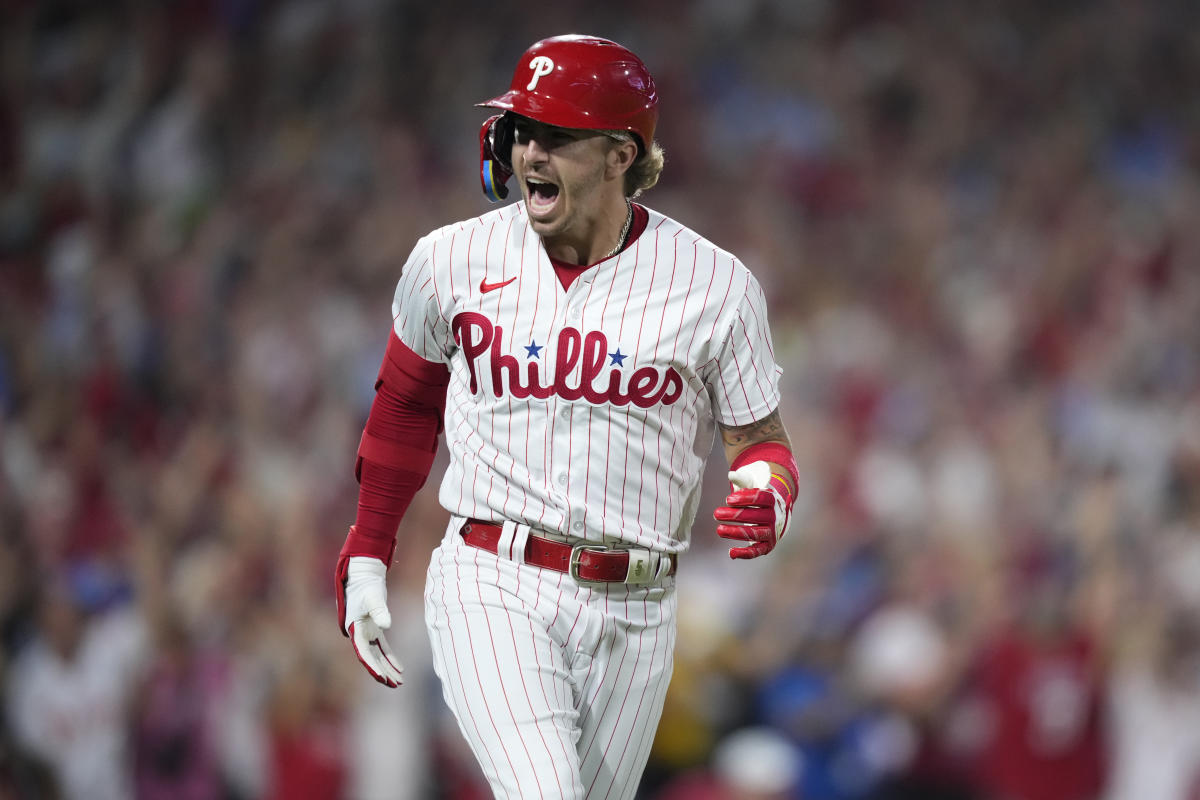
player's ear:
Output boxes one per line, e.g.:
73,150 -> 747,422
605,137 -> 638,180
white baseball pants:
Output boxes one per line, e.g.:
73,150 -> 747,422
424,520 -> 678,799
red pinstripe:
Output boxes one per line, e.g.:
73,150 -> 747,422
612,239 -> 639,525
654,242 -> 679,533
434,543 -> 503,784
477,557 -> 546,797
576,610 -> 606,711
649,214 -> 675,537
593,597 -> 661,800
560,600 -> 583,656
442,238 -> 454,313
720,289 -> 768,421
547,572 -> 575,712
742,278 -> 776,361
610,600 -> 675,798
631,234 -> 657,530
581,250 -> 614,526
533,222 -> 554,533
578,625 -> 634,780
733,313 -> 772,411
520,566 -> 577,784
456,547 -> 520,788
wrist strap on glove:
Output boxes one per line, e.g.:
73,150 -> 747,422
730,441 -> 799,490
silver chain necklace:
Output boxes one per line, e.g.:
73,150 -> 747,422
602,200 -> 633,260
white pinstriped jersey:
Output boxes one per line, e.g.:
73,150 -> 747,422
392,201 -> 782,553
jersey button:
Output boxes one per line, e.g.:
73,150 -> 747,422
572,521 -> 584,532
559,408 -> 571,420
556,472 -> 567,486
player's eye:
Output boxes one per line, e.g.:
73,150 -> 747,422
512,121 -> 578,150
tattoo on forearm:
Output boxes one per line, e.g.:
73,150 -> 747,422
720,409 -> 786,447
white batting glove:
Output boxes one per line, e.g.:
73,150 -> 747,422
340,556 -> 404,687
713,461 -> 793,559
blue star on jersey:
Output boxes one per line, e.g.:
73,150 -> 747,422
525,341 -> 543,358
609,349 -> 626,366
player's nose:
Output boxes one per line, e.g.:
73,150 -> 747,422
522,136 -> 549,164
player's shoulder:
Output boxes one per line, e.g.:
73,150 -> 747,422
417,202 -> 525,252
640,205 -> 756,280
397,204 -> 524,282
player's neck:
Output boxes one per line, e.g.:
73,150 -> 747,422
541,196 -> 633,267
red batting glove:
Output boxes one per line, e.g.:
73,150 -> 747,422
713,461 -> 794,559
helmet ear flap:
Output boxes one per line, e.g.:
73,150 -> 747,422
479,113 -> 515,202
490,113 -> 514,168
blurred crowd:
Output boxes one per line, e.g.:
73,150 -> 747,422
1,0 -> 1199,798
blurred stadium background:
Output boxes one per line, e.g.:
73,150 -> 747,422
2,0 -> 1199,798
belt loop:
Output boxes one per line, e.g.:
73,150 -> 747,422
498,520 -> 531,565
653,552 -> 674,582
623,548 -> 654,584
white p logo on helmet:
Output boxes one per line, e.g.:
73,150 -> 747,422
526,56 -> 555,90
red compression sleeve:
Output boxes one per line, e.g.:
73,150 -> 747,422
341,334 -> 450,565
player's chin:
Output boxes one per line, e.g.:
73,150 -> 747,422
527,212 -> 572,244
526,214 -> 558,236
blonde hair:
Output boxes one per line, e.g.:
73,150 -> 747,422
627,141 -> 665,198
599,130 -> 665,198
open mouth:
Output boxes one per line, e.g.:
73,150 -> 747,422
526,178 -> 560,215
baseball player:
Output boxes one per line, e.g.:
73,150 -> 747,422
335,34 -> 799,799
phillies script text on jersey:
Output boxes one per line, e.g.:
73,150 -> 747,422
452,311 -> 684,407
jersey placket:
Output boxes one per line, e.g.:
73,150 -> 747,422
547,273 -> 597,542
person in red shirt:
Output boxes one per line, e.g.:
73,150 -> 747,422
964,544 -> 1107,800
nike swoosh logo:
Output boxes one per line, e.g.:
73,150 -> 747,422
480,277 -> 517,293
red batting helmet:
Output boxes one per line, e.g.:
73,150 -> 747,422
477,34 -> 658,202
481,34 -> 659,149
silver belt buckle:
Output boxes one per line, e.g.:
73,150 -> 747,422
569,544 -> 612,584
